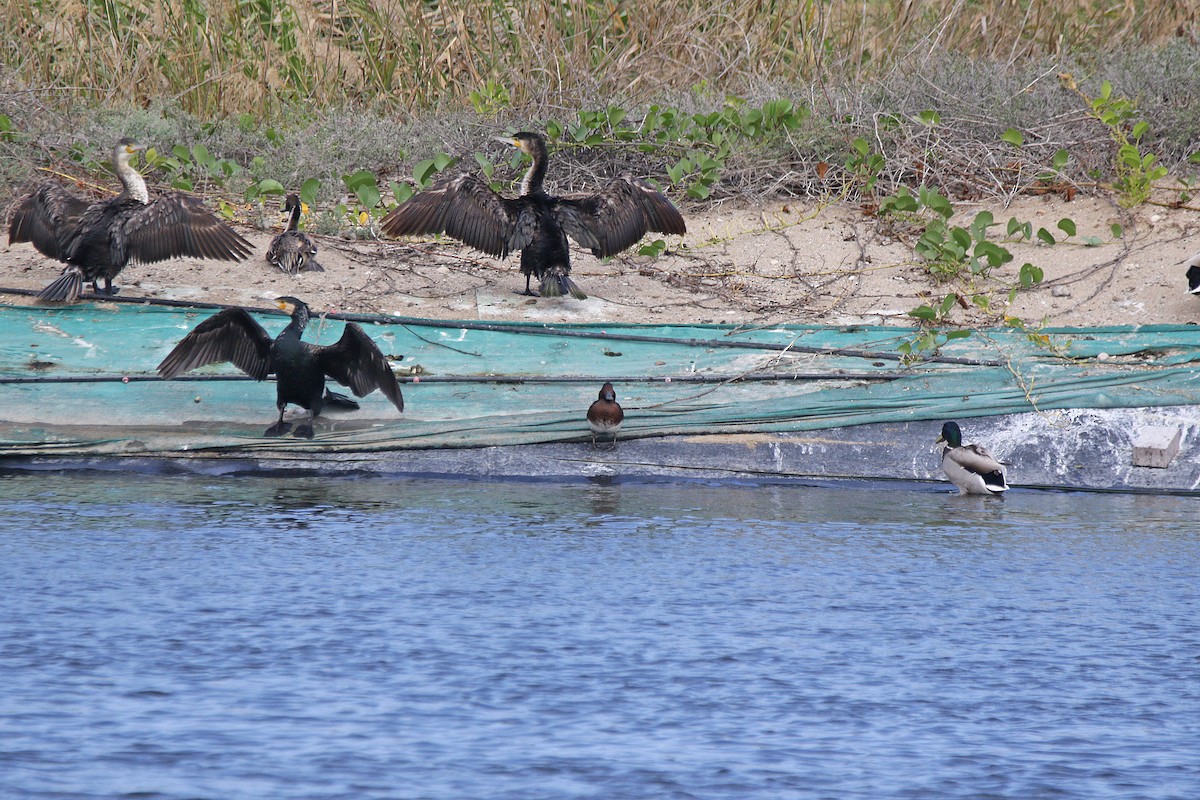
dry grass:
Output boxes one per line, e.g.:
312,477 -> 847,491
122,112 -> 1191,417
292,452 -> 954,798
1,0 -> 1196,118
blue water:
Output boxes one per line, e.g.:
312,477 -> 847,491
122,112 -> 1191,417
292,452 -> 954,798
1,471 -> 1198,800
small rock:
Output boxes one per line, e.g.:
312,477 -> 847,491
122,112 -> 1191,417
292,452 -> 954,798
1051,285 -> 1072,297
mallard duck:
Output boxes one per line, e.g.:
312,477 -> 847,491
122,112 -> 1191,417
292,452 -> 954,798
9,137 -> 253,302
1186,250 -> 1200,295
157,296 -> 404,439
936,421 -> 1008,495
267,194 -> 322,275
380,131 -> 686,300
587,382 -> 624,448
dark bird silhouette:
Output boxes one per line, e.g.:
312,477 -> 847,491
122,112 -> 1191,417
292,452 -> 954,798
1186,250 -> 1200,295
267,194 -> 322,275
936,421 -> 1008,495
9,137 -> 254,303
379,131 -> 686,300
587,382 -> 624,448
157,296 -> 404,439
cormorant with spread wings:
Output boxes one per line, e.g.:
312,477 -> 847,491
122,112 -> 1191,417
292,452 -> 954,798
380,131 -> 686,300
158,296 -> 404,439
9,137 -> 253,303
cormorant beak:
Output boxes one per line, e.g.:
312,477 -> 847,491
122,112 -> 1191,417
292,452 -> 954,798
493,135 -> 519,149
276,299 -> 295,314
124,142 -> 146,155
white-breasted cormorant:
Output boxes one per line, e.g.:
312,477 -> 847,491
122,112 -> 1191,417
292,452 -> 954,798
1185,250 -> 1200,295
587,382 -> 624,448
936,421 -> 1008,495
267,194 -> 322,275
8,137 -> 253,303
379,131 -> 686,299
157,296 -> 405,439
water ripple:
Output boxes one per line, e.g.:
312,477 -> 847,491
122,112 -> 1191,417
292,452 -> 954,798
1,473 -> 1198,799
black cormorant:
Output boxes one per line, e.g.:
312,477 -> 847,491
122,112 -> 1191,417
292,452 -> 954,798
379,131 -> 686,299
157,296 -> 405,439
1186,250 -> 1200,295
8,137 -> 253,302
587,382 -> 624,448
267,194 -> 322,275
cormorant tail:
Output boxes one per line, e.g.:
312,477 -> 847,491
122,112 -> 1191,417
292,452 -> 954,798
324,389 -> 360,410
37,268 -> 84,303
539,268 -> 587,300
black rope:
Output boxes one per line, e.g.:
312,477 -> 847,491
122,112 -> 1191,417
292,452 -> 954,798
0,287 -> 1003,367
0,371 -> 905,386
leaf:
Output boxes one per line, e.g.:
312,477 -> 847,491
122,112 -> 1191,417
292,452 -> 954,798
1000,128 -> 1024,147
1019,263 -> 1044,287
1110,223 -> 1124,239
1036,227 -> 1056,246
255,178 -> 285,195
413,159 -> 439,187
300,177 -> 321,207
945,330 -> 972,340
908,305 -> 937,322
390,181 -> 413,205
1056,218 -> 1077,237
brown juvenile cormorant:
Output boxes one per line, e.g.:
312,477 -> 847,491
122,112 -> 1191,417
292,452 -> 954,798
8,137 -> 253,303
936,421 -> 1008,495
379,131 -> 686,299
267,194 -> 322,275
587,382 -> 624,448
157,296 -> 405,439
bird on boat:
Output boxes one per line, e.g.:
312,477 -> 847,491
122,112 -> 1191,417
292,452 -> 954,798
267,194 -> 322,275
936,421 -> 1008,495
157,296 -> 404,439
379,131 -> 686,300
587,382 -> 624,448
1185,250 -> 1200,295
8,137 -> 254,303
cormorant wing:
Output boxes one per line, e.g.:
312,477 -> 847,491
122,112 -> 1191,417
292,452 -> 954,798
552,177 -> 686,258
121,194 -> 254,265
157,308 -> 274,380
379,174 -> 535,259
315,323 -> 405,412
8,183 -> 92,261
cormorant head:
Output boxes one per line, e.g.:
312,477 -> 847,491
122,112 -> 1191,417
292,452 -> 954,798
113,137 -> 145,166
283,194 -> 302,212
495,131 -> 546,157
936,421 -> 963,447
275,296 -> 307,316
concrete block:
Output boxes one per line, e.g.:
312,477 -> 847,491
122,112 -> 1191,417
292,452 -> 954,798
1131,426 -> 1183,468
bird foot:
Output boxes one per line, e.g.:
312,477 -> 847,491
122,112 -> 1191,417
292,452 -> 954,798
514,289 -> 539,297
293,424 -> 315,440
264,421 -> 293,437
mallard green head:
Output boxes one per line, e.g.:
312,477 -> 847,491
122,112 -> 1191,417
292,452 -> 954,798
936,420 -> 963,448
